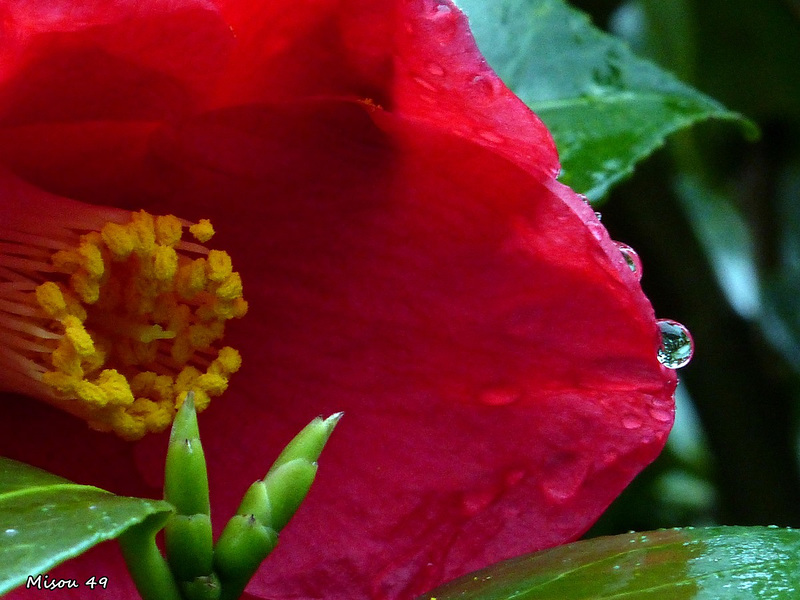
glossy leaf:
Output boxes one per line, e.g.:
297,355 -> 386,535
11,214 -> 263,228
455,0 -> 753,200
419,526 -> 800,599
0,457 -> 172,595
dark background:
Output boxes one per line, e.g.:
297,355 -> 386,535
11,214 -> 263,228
564,0 -> 800,536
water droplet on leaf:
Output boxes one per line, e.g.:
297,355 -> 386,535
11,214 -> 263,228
5,528 -> 18,536
657,319 -> 694,369
614,241 -> 642,281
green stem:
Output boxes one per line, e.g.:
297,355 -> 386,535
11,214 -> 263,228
118,517 -> 183,600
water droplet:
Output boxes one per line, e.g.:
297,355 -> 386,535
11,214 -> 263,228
88,505 -> 98,511
470,74 -> 501,99
479,130 -> 504,144
461,488 -> 496,516
657,319 -> 694,369
479,387 -> 520,406
412,76 -> 436,91
427,62 -> 445,76
622,414 -> 642,429
426,0 -> 454,19
504,468 -> 525,487
594,211 -> 603,221
614,241 -> 642,281
649,407 -> 672,423
5,528 -> 18,536
541,457 -> 588,502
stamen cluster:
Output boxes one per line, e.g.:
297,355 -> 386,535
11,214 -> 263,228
0,198 -> 246,440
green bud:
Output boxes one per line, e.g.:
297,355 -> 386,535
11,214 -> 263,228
165,514 -> 214,583
213,413 -> 342,600
181,573 -> 222,600
236,480 -> 272,526
263,459 -> 318,531
164,393 -> 210,516
214,515 -> 278,600
267,412 -> 342,475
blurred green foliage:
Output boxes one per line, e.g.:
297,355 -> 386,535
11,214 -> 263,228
460,0 -> 800,535
573,0 -> 800,535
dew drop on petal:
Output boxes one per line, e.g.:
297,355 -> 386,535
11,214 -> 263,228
460,488 -> 496,517
657,319 -> 694,369
595,211 -> 603,221
479,387 -> 520,406
614,241 -> 643,281
412,76 -> 436,91
479,130 -> 505,144
427,62 -> 445,76
540,459 -> 588,503
622,414 -> 642,429
470,74 -> 501,99
649,407 -> 673,423
504,468 -> 525,487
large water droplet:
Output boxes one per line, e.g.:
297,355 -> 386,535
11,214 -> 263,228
5,528 -> 18,537
657,319 -> 694,369
614,241 -> 642,281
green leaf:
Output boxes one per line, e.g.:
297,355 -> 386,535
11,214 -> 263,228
419,526 -> 800,599
455,0 -> 754,200
0,457 -> 173,595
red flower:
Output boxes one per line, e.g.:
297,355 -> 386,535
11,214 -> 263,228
0,1 -> 677,599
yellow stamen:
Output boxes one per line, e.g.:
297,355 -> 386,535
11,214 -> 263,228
190,219 -> 215,243
0,195 -> 246,440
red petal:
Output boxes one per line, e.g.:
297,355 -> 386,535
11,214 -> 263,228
0,1 -> 676,599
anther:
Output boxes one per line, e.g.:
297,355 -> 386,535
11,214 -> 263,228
0,193 -> 246,440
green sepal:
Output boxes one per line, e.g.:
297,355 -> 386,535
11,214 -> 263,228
164,393 -> 210,516
214,515 -> 278,600
268,412 -> 342,474
263,459 -> 318,531
236,480 -> 272,526
165,513 -> 214,582
182,573 -> 222,600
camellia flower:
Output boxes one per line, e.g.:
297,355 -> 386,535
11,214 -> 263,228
0,1 -> 677,599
